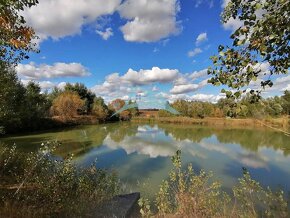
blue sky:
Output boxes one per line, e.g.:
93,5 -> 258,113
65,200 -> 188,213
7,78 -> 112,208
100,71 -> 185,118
16,0 -> 290,108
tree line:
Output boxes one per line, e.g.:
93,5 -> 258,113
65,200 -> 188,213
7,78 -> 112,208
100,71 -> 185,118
0,65 -> 138,134
159,91 -> 290,119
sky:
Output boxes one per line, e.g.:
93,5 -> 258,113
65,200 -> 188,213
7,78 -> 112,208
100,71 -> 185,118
16,0 -> 290,109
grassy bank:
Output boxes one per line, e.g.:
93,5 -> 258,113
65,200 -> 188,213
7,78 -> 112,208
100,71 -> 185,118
0,142 -> 120,217
139,151 -> 289,218
132,116 -> 290,129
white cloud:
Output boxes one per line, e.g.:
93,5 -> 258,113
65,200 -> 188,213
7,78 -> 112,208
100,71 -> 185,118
189,69 -> 208,80
17,62 -> 91,80
170,84 -> 199,94
196,32 -> 207,45
96,27 -> 114,40
123,67 -> 179,85
188,48 -> 202,57
21,80 -> 68,91
23,0 -> 121,42
91,67 -> 212,103
223,17 -> 243,32
170,78 -> 208,94
157,92 -> 225,103
189,93 -> 224,102
118,0 -> 181,42
269,75 -> 290,92
91,67 -> 179,102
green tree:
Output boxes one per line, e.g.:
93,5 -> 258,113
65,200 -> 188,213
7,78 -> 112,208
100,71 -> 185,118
0,63 -> 26,132
281,90 -> 290,115
92,97 -> 109,120
171,100 -> 189,117
0,0 -> 38,65
208,0 -> 290,99
22,81 -> 50,127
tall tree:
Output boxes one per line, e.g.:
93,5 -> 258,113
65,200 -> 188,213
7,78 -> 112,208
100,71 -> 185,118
0,63 -> 26,132
23,81 -> 50,126
208,0 -> 290,99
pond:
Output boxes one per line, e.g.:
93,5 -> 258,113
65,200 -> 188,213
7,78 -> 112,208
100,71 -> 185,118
1,122 -> 290,199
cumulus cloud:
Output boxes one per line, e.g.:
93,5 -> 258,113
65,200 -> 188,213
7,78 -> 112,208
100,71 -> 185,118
268,75 -> 290,92
17,62 -> 91,80
21,80 -> 68,91
91,67 -> 180,102
170,84 -> 199,94
22,0 -> 120,41
189,69 -> 208,81
91,66 -> 213,104
188,48 -> 202,57
223,17 -> 243,32
96,27 -> 114,40
157,92 -> 225,103
196,32 -> 208,45
118,0 -> 181,42
170,78 -> 208,94
123,67 -> 179,85
173,68 -> 209,87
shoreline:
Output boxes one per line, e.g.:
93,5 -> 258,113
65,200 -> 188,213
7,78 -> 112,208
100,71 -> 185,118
131,116 -> 290,129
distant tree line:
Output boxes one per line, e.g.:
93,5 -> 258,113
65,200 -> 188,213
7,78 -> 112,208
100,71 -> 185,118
0,66 -> 138,134
159,91 -> 290,119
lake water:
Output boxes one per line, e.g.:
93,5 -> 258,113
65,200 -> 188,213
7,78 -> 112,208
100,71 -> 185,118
1,122 -> 290,199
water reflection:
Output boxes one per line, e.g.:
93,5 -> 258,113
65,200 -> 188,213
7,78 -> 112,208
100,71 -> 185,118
1,123 -> 290,199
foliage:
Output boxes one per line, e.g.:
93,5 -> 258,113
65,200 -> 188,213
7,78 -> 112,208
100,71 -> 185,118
0,0 -> 38,65
139,151 -> 288,217
0,64 -> 50,133
158,109 -> 173,117
50,91 -> 85,121
0,64 -> 26,132
92,97 -> 109,120
127,99 -> 139,117
64,83 -> 96,114
108,98 -> 131,120
233,168 -> 288,217
208,0 -> 290,99
281,90 -> 290,115
170,100 -> 215,118
0,142 -> 120,217
161,92 -> 290,119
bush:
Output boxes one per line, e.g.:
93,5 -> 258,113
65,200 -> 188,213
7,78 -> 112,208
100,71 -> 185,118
0,142 -> 120,217
139,151 -> 288,217
50,91 -> 85,121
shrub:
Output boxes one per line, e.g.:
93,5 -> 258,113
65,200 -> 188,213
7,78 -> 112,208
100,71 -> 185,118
139,151 -> 288,217
0,142 -> 119,217
50,91 -> 85,121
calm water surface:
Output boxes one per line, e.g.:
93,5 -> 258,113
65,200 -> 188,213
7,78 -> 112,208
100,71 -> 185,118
1,122 -> 290,199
